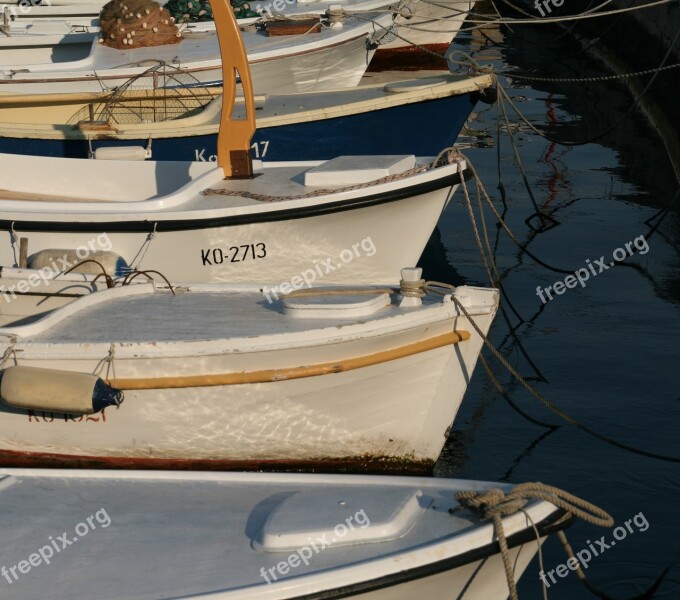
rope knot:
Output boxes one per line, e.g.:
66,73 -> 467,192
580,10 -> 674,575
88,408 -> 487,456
455,487 -> 528,520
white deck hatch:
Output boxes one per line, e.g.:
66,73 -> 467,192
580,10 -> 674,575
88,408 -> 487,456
255,486 -> 429,551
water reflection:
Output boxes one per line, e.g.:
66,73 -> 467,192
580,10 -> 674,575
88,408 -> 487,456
425,7 -> 679,597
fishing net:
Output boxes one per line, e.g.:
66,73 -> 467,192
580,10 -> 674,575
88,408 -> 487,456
165,0 -> 260,22
67,63 -> 217,126
99,0 -> 182,49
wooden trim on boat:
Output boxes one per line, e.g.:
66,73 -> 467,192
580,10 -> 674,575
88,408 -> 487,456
0,447 -> 437,473
0,168 -> 468,233
108,330 -> 470,390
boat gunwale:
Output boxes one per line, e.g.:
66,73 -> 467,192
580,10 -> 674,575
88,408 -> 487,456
0,285 -> 497,359
0,160 -> 468,226
0,74 -> 492,140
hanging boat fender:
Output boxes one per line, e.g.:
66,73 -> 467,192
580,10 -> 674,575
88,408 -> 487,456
28,249 -> 129,277
0,366 -> 123,415
92,146 -> 152,161
478,86 -> 498,105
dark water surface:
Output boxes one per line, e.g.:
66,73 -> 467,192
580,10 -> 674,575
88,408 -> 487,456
417,10 -> 680,599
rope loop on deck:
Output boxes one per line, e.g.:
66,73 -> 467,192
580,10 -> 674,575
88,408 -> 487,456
399,278 -> 426,298
456,483 -> 613,527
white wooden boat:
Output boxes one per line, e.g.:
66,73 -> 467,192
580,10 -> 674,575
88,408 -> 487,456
0,152 -> 467,284
0,0 -> 464,286
0,17 -> 98,64
0,0 -> 474,57
379,0 -> 475,55
0,468 -> 570,598
0,11 -> 393,93
0,272 -> 499,469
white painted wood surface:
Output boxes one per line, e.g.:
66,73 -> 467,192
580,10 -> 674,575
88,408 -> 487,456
0,282 -> 498,464
0,157 -> 466,284
0,14 -> 393,93
0,468 -> 556,599
0,0 -> 474,50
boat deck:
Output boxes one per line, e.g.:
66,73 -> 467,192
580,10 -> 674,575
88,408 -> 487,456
26,288 -> 447,344
0,469 -> 549,600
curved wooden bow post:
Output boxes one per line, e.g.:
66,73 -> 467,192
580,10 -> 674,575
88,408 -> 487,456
211,0 -> 255,178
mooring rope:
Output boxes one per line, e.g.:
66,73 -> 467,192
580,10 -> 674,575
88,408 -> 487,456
454,483 -> 613,600
378,271 -> 680,463
449,287 -> 680,463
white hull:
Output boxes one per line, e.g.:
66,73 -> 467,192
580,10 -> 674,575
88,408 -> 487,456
386,0 -> 475,50
0,316 -> 492,465
0,281 -> 498,468
333,542 -> 542,599
0,469 -> 565,599
0,32 -> 94,65
0,15 -> 389,93
0,187 -> 453,284
0,0 -> 473,59
0,155 -> 465,285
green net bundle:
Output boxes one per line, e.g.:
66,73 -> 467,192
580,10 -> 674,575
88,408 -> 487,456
165,0 -> 260,23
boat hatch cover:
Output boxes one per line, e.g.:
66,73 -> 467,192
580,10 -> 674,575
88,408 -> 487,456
282,292 -> 391,319
304,155 -> 416,186
254,486 -> 430,551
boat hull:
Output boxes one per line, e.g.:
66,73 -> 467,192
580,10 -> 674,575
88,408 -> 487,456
0,92 -> 477,160
383,0 -> 475,51
0,178 -> 460,284
0,33 -> 376,94
0,294 -> 496,471
309,540 -> 543,599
